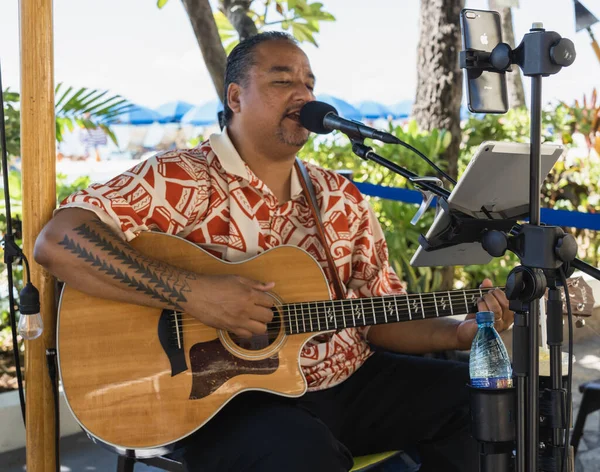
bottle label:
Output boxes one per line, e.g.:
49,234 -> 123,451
471,377 -> 513,389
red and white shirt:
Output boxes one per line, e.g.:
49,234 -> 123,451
58,129 -> 405,391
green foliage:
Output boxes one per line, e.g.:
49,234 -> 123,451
0,171 -> 91,345
215,0 -> 335,53
2,89 -> 20,157
559,88 -> 600,153
2,85 -> 130,158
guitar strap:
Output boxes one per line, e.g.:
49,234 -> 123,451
295,158 -> 346,301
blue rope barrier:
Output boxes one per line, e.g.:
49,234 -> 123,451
353,182 -> 600,231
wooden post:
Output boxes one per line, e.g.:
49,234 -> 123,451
19,0 -> 57,471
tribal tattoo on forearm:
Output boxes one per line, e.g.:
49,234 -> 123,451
58,221 -> 195,311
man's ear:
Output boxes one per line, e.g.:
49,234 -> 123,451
227,83 -> 242,114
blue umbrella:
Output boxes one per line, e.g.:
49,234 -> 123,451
316,94 -> 362,120
181,100 -> 224,126
390,100 -> 413,119
155,101 -> 194,123
109,105 -> 168,125
357,100 -> 394,120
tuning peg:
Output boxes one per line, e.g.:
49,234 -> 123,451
575,317 -> 585,328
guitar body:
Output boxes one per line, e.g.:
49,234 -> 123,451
57,231 -> 594,456
57,232 -> 331,454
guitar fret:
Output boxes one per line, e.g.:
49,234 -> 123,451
382,297 -> 388,323
341,300 -> 347,328
308,303 -> 313,332
371,298 -> 377,324
360,298 -> 366,325
350,300 -> 357,327
317,302 -> 322,331
448,291 -> 454,315
332,303 -> 338,329
295,304 -> 300,333
433,293 -> 439,317
419,293 -> 424,319
301,303 -> 306,333
463,291 -> 468,314
406,294 -> 412,320
393,295 -> 400,322
289,305 -> 294,333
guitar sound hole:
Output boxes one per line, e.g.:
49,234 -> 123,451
229,308 -> 281,351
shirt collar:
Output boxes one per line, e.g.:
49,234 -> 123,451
208,127 -> 303,199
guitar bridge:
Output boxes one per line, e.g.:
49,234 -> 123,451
158,309 -> 188,376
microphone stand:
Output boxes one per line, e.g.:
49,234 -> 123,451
347,23 -> 600,470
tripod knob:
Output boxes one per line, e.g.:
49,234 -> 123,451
555,234 -> 577,262
550,38 -> 576,67
482,230 -> 508,257
490,43 -> 512,71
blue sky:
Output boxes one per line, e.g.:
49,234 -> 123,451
0,0 -> 599,109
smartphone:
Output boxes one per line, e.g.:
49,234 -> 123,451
460,9 -> 509,114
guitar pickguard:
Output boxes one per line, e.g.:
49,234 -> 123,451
188,339 -> 279,400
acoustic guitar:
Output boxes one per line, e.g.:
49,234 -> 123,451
56,232 -> 594,455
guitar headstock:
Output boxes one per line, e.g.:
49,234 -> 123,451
544,276 -> 595,317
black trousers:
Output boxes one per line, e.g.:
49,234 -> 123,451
181,350 -> 478,472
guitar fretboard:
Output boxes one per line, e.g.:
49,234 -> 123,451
280,288 -> 493,335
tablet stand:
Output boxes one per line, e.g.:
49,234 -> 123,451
350,19 -> 600,472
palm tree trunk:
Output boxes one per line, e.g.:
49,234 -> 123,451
181,0 -> 228,100
413,0 -> 464,290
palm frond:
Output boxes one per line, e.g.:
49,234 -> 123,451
54,82 -> 132,145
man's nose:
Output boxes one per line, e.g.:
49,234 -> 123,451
293,82 -> 314,102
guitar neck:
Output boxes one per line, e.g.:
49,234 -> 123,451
282,287 -> 495,335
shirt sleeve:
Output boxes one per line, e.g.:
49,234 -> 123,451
56,148 -> 211,242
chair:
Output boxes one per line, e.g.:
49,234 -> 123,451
116,450 -> 420,472
571,379 -> 600,456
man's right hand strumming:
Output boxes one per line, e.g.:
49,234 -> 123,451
188,275 -> 275,338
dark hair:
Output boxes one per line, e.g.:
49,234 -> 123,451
222,31 -> 298,127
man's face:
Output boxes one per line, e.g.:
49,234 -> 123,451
229,40 -> 316,152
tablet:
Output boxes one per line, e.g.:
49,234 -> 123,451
410,141 -> 565,267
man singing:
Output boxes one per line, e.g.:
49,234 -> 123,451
34,32 -> 513,471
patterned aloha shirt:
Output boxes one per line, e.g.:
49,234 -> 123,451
58,129 -> 405,391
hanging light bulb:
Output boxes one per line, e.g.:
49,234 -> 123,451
18,282 -> 43,340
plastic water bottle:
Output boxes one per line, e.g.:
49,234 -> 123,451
469,311 -> 513,389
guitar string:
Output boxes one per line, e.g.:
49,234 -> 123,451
169,287 -> 499,327
154,282 -> 577,341
169,288 -> 499,333
166,288 -> 499,337
168,291 -> 577,339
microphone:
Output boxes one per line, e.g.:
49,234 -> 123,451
299,101 -> 400,144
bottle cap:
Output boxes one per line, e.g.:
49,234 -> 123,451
476,311 -> 494,323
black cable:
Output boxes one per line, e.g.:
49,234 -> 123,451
6,262 -> 26,423
559,267 -> 573,472
395,139 -> 458,186
0,60 -> 27,425
46,348 -> 60,472
22,251 -> 31,284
